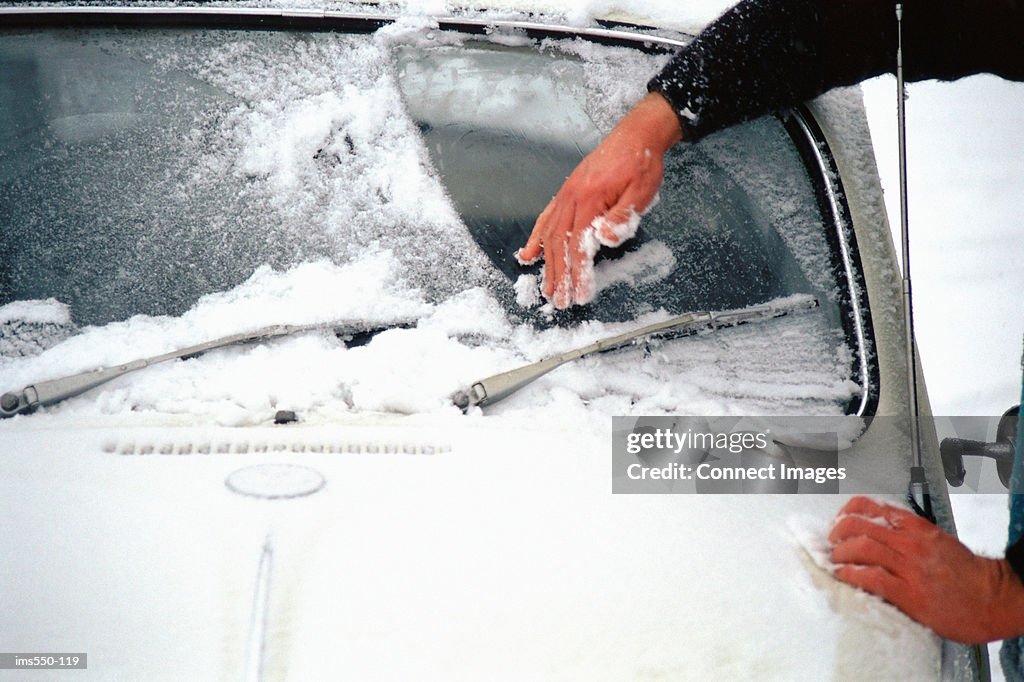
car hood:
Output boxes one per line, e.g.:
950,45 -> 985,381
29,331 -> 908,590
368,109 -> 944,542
3,418 -> 941,680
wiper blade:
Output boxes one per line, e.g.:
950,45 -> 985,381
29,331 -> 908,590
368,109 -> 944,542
0,319 -> 412,419
452,295 -> 819,411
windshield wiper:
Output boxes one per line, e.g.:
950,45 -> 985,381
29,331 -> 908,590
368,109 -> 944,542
452,295 -> 819,411
0,320 -> 412,419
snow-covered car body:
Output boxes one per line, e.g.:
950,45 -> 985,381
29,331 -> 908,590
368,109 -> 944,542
0,5 -> 981,680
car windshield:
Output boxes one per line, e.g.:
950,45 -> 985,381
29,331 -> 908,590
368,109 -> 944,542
0,22 -> 870,420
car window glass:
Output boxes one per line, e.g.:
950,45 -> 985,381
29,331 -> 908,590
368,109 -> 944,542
0,25 -> 866,418
396,41 -> 839,331
0,29 -> 498,326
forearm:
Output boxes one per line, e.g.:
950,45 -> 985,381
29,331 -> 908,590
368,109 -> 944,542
611,92 -> 684,150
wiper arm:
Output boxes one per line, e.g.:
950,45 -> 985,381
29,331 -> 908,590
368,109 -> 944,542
452,295 -> 819,411
0,319 -> 412,419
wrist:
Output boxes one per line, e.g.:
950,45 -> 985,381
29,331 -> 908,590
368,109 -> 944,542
615,92 -> 684,154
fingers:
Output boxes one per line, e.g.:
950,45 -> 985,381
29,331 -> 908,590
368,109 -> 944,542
529,193 -> 607,309
836,495 -> 900,519
829,512 -> 914,582
833,564 -> 902,604
829,512 -> 897,546
831,527 -> 911,611
568,206 -> 602,305
518,200 -> 553,266
520,138 -> 663,308
550,220 -> 573,309
831,533 -> 907,575
596,177 -> 658,247
829,497 -> 937,565
594,206 -> 640,247
527,195 -> 636,309
541,201 -> 569,304
829,496 -> 943,598
536,175 -> 658,309
836,495 -> 932,532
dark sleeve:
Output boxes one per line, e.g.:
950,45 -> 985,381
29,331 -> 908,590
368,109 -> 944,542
1009,534 -> 1024,586
649,0 -> 1024,142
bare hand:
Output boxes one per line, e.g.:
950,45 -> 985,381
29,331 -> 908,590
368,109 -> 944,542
829,496 -> 1024,644
518,92 -> 683,309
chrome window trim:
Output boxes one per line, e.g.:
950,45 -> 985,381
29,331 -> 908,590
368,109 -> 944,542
0,5 -> 690,45
785,109 -> 876,417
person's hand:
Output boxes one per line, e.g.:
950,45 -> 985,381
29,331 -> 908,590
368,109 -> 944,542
518,92 -> 683,309
829,496 -> 1024,644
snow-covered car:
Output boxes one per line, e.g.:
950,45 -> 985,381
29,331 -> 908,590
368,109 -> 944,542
0,5 -> 984,680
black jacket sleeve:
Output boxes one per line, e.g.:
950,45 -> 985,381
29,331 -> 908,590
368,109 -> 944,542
1009,534 -> 1024,586
648,0 -> 1024,142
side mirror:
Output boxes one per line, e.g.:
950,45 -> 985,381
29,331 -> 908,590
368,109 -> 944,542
941,405 -> 1018,489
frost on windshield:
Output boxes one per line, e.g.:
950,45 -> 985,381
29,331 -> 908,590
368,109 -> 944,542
0,28 -> 500,326
0,25 -> 863,423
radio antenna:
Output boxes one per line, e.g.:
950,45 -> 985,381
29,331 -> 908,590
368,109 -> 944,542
896,3 -> 934,522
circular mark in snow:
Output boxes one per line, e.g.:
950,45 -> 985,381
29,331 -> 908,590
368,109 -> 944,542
226,464 -> 326,499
